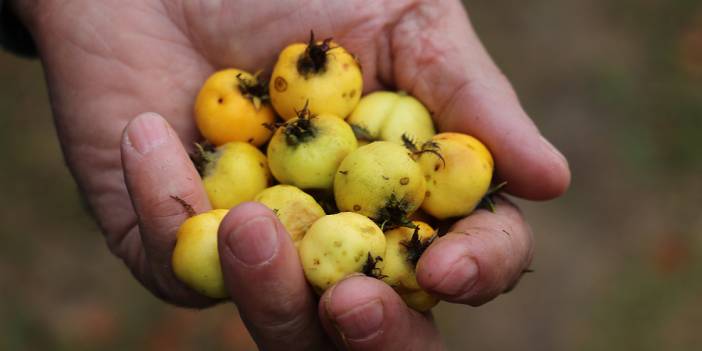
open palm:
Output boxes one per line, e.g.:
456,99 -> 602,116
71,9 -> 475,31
25,0 -> 570,349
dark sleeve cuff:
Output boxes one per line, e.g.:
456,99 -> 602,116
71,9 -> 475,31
0,0 -> 37,57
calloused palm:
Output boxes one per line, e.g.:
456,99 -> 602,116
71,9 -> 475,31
22,0 -> 569,349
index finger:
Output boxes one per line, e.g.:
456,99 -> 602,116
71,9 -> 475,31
121,112 -> 214,306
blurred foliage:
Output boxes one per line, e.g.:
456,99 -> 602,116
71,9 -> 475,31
593,0 -> 702,176
1,0 -> 701,350
581,234 -> 702,351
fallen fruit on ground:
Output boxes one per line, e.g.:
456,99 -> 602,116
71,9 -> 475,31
254,185 -> 326,244
194,68 -> 275,146
298,212 -> 386,294
172,209 -> 229,299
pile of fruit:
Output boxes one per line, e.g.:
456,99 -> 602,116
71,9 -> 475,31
172,33 -> 495,312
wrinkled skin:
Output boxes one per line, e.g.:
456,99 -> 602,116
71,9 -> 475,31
14,0 -> 570,349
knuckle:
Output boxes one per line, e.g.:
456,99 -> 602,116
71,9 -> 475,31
450,224 -> 531,303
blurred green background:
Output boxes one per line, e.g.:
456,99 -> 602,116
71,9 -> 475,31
1,0 -> 701,350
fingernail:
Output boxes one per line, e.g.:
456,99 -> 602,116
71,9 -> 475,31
332,299 -> 384,342
227,217 -> 278,266
539,135 -> 567,164
431,255 -> 479,296
126,113 -> 169,155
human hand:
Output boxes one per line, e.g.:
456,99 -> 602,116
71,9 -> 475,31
15,0 -> 569,349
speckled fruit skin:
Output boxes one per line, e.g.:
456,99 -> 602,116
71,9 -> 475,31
267,114 -> 357,190
334,141 -> 426,222
254,185 -> 325,244
298,212 -> 386,294
172,209 -> 229,299
418,133 -> 494,219
269,41 -> 362,120
194,69 -> 274,146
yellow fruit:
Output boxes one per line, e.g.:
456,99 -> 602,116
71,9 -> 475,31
347,91 -> 435,145
172,209 -> 228,299
417,133 -> 494,219
334,141 -> 426,228
400,290 -> 439,312
198,142 -> 271,209
381,222 -> 436,293
356,139 -> 371,147
269,33 -> 363,120
254,185 -> 325,243
267,110 -> 357,190
298,212 -> 386,293
194,68 -> 275,146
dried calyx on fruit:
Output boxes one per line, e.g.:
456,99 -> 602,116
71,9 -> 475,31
477,181 -> 508,213
402,134 -> 445,167
235,71 -> 269,110
190,142 -> 217,176
375,193 -> 417,230
282,103 -> 318,146
351,124 -> 375,142
297,31 -> 334,76
401,225 -> 437,267
362,253 -> 386,279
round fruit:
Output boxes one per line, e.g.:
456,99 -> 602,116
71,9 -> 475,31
347,91 -> 435,145
334,141 -> 426,228
298,212 -> 386,294
194,68 -> 275,146
417,133 -> 493,219
196,142 -> 271,209
381,222 -> 436,293
267,109 -> 357,190
269,32 -> 363,120
400,289 -> 439,312
172,209 -> 228,299
254,185 -> 325,244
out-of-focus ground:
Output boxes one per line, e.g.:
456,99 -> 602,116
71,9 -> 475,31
1,0 -> 701,350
